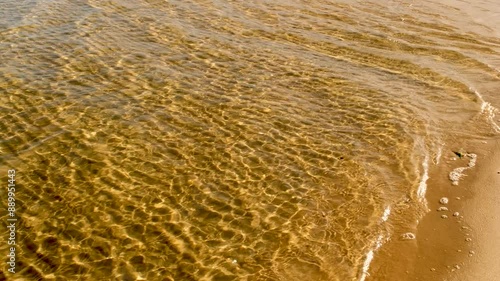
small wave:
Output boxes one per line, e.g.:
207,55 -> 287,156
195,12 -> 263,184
417,153 -> 429,204
472,88 -> 500,133
481,102 -> 500,133
381,205 -> 391,222
435,144 -> 443,165
487,64 -> 500,74
359,235 -> 385,281
359,205 -> 391,281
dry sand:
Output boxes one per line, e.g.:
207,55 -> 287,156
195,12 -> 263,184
368,138 -> 500,280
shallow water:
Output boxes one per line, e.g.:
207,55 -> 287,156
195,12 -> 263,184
0,0 -> 499,280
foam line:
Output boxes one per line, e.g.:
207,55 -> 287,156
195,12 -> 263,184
381,206 -> 391,222
417,153 -> 429,203
359,235 -> 385,281
472,88 -> 500,133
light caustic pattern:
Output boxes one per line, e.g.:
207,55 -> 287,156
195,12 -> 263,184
0,0 -> 499,280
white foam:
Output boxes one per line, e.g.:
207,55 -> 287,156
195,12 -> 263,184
359,249 -> 374,281
359,206 -> 391,281
401,232 -> 416,240
417,154 -> 429,203
359,235 -> 385,281
435,145 -> 443,165
481,102 -> 500,133
449,153 -> 477,185
472,88 -> 500,133
381,206 -> 391,222
357,146 -> 429,281
467,153 -> 477,167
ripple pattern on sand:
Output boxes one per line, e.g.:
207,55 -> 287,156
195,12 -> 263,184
0,0 -> 499,280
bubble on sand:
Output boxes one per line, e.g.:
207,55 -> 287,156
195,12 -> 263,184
401,232 -> 416,240
439,197 -> 449,204
467,154 -> 477,167
465,238 -> 472,242
449,168 -> 466,185
437,207 -> 448,212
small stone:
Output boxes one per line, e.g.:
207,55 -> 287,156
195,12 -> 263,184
453,212 -> 460,217
453,151 -> 465,158
437,207 -> 449,212
440,197 -> 449,204
457,249 -> 462,253
430,268 -> 436,271
454,264 -> 461,270
401,232 -> 416,240
465,238 -> 472,242
441,215 -> 448,219
456,197 -> 461,200
232,259 -> 237,264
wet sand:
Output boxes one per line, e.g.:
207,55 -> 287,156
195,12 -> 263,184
455,139 -> 500,281
368,137 -> 500,281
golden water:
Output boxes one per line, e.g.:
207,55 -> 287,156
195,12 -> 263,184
0,0 -> 499,280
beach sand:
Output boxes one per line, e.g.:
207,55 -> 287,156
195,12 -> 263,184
368,138 -> 500,281
455,139 -> 500,281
